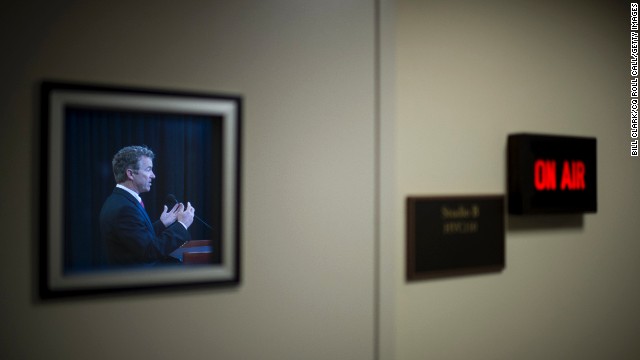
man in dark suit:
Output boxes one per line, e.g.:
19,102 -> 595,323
100,145 -> 195,266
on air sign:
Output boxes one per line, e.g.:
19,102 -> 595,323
508,134 -> 597,214
533,159 -> 585,191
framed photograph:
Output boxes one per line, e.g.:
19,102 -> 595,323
407,195 -> 505,280
39,80 -> 241,298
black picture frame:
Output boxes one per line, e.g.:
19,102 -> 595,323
39,80 -> 241,298
407,195 -> 505,280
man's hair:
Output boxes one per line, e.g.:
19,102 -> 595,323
112,145 -> 155,183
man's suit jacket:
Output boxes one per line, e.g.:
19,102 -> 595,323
100,187 -> 190,266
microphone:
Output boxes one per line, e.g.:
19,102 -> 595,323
166,194 -> 213,230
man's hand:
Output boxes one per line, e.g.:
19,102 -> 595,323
160,203 -> 183,227
177,201 -> 195,229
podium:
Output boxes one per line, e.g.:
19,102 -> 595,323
170,240 -> 213,264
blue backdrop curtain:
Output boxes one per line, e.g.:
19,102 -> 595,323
63,107 -> 223,273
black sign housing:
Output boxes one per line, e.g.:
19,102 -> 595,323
508,133 -> 597,214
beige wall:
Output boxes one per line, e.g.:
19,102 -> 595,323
393,0 -> 640,359
0,1 -> 376,359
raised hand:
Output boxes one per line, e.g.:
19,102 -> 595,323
177,201 -> 195,229
160,203 -> 183,227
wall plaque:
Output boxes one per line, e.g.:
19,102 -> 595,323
508,133 -> 597,214
406,196 -> 505,281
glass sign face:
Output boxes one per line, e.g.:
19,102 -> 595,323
508,133 -> 597,215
